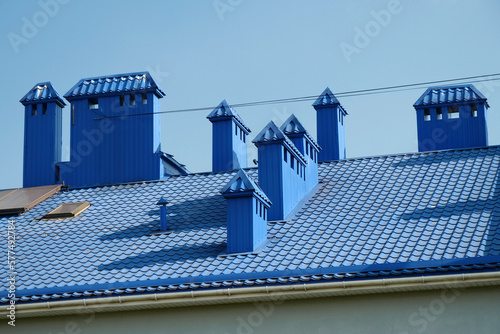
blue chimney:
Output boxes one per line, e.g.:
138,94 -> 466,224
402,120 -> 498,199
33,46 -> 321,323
313,87 -> 347,162
413,84 -> 489,152
61,72 -> 165,187
252,121 -> 308,221
20,82 -> 65,187
280,114 -> 321,193
221,169 -> 271,253
207,100 -> 250,172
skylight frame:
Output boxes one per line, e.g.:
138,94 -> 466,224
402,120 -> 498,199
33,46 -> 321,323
42,202 -> 91,219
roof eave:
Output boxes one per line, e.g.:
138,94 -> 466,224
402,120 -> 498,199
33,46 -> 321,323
8,271 -> 500,319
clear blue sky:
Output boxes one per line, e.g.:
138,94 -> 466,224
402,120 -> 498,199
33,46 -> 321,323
1,0 -> 499,189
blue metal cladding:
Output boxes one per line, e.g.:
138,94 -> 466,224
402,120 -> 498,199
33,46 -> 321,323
207,100 -> 250,172
61,73 -> 165,188
414,85 -> 488,152
20,82 -> 65,188
221,170 -> 271,253
280,114 -> 321,193
313,87 -> 347,162
253,121 -> 309,220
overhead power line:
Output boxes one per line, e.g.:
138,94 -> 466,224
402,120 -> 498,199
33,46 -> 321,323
94,72 -> 500,119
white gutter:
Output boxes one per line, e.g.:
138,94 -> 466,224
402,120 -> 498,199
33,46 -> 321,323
5,271 -> 500,318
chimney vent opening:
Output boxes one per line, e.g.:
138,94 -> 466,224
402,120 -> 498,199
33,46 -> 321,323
471,104 -> 478,117
88,98 -> 99,110
436,107 -> 442,120
447,106 -> 460,119
424,109 -> 431,121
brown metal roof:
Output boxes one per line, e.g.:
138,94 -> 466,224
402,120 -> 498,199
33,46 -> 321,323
0,185 -> 61,215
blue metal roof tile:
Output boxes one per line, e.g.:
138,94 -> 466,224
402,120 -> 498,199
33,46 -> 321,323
64,72 -> 165,100
414,84 -> 488,108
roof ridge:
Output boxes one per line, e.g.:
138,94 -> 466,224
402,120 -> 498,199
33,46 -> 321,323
318,145 -> 500,164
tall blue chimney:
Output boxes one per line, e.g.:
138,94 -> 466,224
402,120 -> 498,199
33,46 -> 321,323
207,100 -> 250,172
280,114 -> 321,193
413,84 -> 489,152
313,87 -> 347,162
61,72 -> 165,187
221,169 -> 271,253
252,121 -> 308,221
20,82 -> 65,187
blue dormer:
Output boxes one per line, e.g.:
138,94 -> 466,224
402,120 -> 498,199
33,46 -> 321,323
253,121 -> 308,220
280,114 -> 321,193
61,72 -> 165,187
313,87 -> 347,162
221,169 -> 271,253
414,84 -> 489,152
20,82 -> 66,188
207,100 -> 250,172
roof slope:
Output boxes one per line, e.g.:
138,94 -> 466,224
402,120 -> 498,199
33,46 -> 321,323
413,84 -> 488,107
1,146 -> 500,304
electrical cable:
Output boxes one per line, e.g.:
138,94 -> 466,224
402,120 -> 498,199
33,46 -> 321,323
93,73 -> 500,119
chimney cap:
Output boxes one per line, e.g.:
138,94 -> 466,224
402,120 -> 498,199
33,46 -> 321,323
413,84 -> 489,108
253,121 -> 307,164
252,121 -> 288,143
207,100 -> 251,134
64,71 -> 165,101
221,169 -> 271,206
313,87 -> 348,115
20,82 -> 66,107
280,114 -> 321,152
156,197 -> 168,206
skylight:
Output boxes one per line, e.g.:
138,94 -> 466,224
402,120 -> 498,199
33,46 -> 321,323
42,202 -> 90,219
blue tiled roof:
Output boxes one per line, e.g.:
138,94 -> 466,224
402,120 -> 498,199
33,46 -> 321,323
2,146 -> 500,304
413,84 -> 488,107
64,72 -> 165,100
20,82 -> 66,107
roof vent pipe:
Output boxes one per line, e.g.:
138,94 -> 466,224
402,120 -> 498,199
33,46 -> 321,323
156,197 -> 168,231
